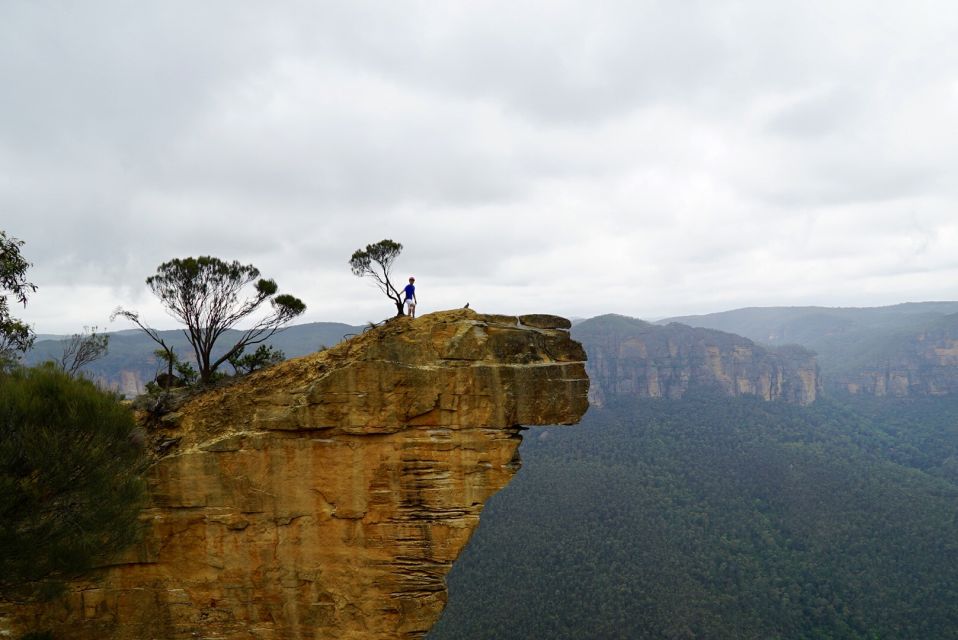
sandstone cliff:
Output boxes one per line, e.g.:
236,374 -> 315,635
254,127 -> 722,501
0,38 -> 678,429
660,304 -> 958,398
837,316 -> 958,396
574,314 -> 819,406
1,310 -> 588,640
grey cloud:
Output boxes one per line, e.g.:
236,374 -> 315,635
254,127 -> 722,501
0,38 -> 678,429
763,86 -> 865,138
288,1 -> 735,123
4,0 -> 958,332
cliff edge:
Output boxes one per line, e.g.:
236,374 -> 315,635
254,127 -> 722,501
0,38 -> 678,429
1,309 -> 589,639
836,316 -> 958,396
574,314 -> 819,406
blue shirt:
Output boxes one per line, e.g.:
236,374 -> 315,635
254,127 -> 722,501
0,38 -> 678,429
403,283 -> 416,301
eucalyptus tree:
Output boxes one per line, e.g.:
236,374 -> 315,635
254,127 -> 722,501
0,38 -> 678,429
116,256 -> 305,383
349,239 -> 406,317
0,230 -> 36,365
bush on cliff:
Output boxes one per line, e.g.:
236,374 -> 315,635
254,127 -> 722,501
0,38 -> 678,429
0,365 -> 147,600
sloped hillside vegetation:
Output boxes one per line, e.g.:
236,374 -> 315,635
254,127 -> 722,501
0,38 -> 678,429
430,394 -> 958,640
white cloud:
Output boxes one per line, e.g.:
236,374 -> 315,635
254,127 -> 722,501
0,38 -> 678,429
3,0 -> 958,333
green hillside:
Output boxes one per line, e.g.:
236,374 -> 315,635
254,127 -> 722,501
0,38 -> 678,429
23,322 -> 361,392
429,395 -> 958,639
662,303 -> 958,382
662,302 -> 958,347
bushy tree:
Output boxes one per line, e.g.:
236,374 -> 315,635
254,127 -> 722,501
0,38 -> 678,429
349,239 -> 405,317
116,256 -> 305,384
0,365 -> 146,600
0,230 -> 37,366
150,348 -> 197,387
228,344 -> 285,375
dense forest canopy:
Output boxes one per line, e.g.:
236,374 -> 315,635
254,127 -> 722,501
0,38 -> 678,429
430,393 -> 958,640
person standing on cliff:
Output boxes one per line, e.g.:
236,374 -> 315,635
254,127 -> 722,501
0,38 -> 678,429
403,277 -> 417,318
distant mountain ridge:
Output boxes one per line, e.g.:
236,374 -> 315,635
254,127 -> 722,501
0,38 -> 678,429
24,321 -> 362,396
663,301 -> 958,339
27,302 -> 958,400
573,314 -> 820,405
662,302 -> 958,397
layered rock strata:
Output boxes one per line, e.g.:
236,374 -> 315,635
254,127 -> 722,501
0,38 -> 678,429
838,327 -> 958,396
1,310 -> 588,639
574,314 -> 819,406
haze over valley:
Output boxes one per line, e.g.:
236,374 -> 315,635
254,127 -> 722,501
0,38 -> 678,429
5,1 -> 958,637
17,300 -> 958,637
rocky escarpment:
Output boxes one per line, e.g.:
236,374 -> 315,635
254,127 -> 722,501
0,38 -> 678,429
1,310 -> 588,640
661,304 -> 958,398
837,318 -> 958,396
574,314 -> 819,406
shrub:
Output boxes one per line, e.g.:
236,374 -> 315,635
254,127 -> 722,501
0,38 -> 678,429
0,365 -> 147,599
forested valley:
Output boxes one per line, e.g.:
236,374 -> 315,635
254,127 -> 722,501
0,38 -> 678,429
429,393 -> 958,640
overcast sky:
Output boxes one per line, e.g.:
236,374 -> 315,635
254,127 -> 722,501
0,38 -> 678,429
3,1 -> 958,334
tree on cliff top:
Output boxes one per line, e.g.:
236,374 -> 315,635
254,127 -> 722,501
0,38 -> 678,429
349,239 -> 405,317
0,365 -> 146,600
116,256 -> 306,384
0,230 -> 37,366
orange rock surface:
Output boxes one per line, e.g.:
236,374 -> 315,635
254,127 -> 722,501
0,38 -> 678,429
574,315 -> 820,406
1,310 -> 588,639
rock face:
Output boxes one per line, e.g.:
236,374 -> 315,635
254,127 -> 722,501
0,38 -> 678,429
837,322 -> 958,397
574,314 -> 819,406
1,310 -> 588,640
659,304 -> 958,398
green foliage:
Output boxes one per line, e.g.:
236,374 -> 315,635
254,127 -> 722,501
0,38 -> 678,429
118,256 -> 306,383
228,344 -> 285,375
174,360 -> 198,385
20,632 -> 54,640
149,347 -> 197,385
349,239 -> 406,317
273,293 -> 306,315
431,394 -> 958,640
0,365 -> 147,600
0,230 -> 37,365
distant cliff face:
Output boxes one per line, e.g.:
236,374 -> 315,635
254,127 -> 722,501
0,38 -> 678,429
837,324 -> 958,397
574,315 -> 819,406
659,304 -> 958,399
0,310 -> 588,640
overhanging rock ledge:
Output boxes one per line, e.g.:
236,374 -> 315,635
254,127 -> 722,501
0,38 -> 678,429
1,309 -> 589,640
